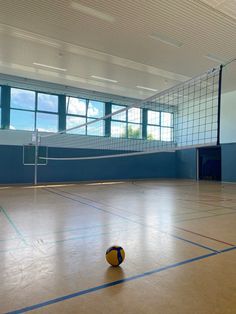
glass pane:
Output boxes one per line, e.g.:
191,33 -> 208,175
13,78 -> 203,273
88,100 -> 104,118
38,93 -> 58,112
147,125 -> 160,140
66,97 -> 86,116
0,87 -> 1,106
161,112 -> 173,127
36,113 -> 58,132
66,116 -> 86,134
0,108 -> 1,128
10,109 -> 35,131
111,121 -> 126,138
87,118 -> 104,136
11,88 -> 35,110
161,127 -> 172,141
148,110 -> 160,125
128,107 -> 141,123
127,123 -> 142,138
112,105 -> 126,121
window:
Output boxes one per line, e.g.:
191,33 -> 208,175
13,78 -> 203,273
111,105 -> 127,138
36,93 -> 58,132
87,100 -> 105,136
66,97 -> 105,136
127,107 -> 142,139
10,88 -> 58,132
38,93 -> 58,112
147,110 -> 173,141
10,88 -> 36,131
111,105 -> 142,139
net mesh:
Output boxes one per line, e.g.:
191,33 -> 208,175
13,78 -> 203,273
39,66 -> 221,160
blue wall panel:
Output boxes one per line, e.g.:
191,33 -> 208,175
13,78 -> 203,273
176,149 -> 197,179
221,143 -> 236,182
0,145 -> 34,184
0,145 -> 176,184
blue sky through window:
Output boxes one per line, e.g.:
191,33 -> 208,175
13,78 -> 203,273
38,93 -> 58,112
11,88 -> 35,110
88,100 -> 104,118
10,110 -> 35,131
66,97 -> 86,116
36,113 -> 58,132
66,116 -> 86,134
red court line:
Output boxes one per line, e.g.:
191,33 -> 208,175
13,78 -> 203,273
174,226 -> 235,247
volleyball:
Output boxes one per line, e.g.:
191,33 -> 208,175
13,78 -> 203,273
105,246 -> 125,267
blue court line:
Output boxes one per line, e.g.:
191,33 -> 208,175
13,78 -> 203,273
46,226 -> 139,245
43,188 -> 134,223
221,246 -> 236,253
26,221 -> 124,239
5,251 -> 225,314
44,188 -> 218,253
167,234 -> 219,253
58,188 -> 145,219
176,211 -> 236,223
0,222 -> 125,251
0,206 -> 27,246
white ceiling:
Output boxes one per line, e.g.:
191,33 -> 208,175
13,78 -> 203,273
0,0 -> 235,99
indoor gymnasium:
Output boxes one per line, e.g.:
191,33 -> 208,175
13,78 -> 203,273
0,1 -> 236,313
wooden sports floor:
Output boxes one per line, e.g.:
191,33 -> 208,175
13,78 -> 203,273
0,180 -> 236,314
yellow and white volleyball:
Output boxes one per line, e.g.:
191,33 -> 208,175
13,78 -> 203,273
105,246 -> 125,267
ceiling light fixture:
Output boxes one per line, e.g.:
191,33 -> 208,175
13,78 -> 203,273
149,32 -> 183,48
71,1 -> 115,23
204,54 -> 225,64
91,75 -> 118,83
33,62 -> 67,72
136,85 -> 158,92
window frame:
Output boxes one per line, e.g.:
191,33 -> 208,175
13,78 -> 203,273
111,104 -> 142,139
147,109 -> 174,142
10,87 -> 59,132
66,96 -> 105,137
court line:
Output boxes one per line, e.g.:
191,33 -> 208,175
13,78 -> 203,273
46,226 -> 139,245
57,188 -> 146,219
0,222 -> 125,247
60,184 -> 236,219
185,199 -> 236,212
43,188 -> 134,222
175,211 -> 236,223
26,222 -> 124,239
43,188 -> 218,253
58,188 -> 234,220
174,226 -> 235,246
7,247 -> 236,314
0,206 -> 27,245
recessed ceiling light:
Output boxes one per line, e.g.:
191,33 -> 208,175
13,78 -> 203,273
71,1 -> 115,23
149,32 -> 183,48
204,54 -> 225,64
136,85 -> 158,92
91,75 -> 118,83
33,63 -> 67,72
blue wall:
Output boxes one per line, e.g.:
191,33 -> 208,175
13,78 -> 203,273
0,145 -> 176,184
0,145 -> 34,184
5,144 -> 235,184
175,148 -> 197,179
221,143 -> 236,182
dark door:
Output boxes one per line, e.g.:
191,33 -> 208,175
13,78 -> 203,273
198,146 -> 221,181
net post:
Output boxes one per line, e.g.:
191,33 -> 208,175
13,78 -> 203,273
34,129 -> 39,185
217,65 -> 223,146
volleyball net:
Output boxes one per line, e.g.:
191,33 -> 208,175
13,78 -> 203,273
37,66 -> 221,162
